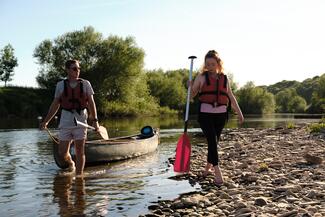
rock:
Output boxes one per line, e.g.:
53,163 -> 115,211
241,173 -> 258,183
254,197 -> 268,206
153,209 -> 164,215
219,191 -> 232,200
144,214 -> 160,217
272,177 -> 288,185
304,153 -> 323,165
235,213 -> 253,217
278,210 -> 298,217
148,204 -> 160,210
235,202 -> 247,209
306,190 -> 318,199
275,185 -> 302,193
234,143 -> 243,149
235,207 -> 253,215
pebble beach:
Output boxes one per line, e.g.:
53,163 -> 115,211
142,123 -> 325,217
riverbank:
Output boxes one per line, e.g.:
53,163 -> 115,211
142,123 -> 325,217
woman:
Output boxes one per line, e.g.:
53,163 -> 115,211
190,50 -> 244,186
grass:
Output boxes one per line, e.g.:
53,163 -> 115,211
257,162 -> 269,172
308,118 -> 325,133
286,121 -> 295,129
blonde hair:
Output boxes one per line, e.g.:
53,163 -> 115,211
200,50 -> 224,74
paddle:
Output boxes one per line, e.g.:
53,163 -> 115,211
73,117 -> 109,140
174,56 -> 197,173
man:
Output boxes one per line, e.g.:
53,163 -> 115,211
40,59 -> 99,177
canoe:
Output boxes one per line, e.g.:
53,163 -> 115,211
52,129 -> 160,169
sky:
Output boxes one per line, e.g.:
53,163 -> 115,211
0,0 -> 324,88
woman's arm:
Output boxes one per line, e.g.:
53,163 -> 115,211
190,75 -> 202,99
227,79 -> 244,124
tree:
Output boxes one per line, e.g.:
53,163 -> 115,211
235,81 -> 275,114
275,88 -> 307,113
147,69 -> 187,110
0,44 -> 18,86
308,74 -> 325,113
34,26 -> 102,89
266,80 -> 299,95
296,75 -> 320,104
34,26 -> 159,116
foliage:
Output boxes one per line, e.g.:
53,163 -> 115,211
146,69 -> 188,110
0,44 -> 18,86
275,88 -> 307,113
307,74 -> 325,114
235,81 -> 275,114
296,75 -> 321,104
0,86 -> 52,118
308,122 -> 325,133
266,80 -> 300,95
33,26 -> 159,116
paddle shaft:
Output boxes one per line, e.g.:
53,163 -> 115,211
74,118 -> 96,130
184,56 -> 197,133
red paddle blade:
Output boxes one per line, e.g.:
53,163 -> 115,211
174,133 -> 191,173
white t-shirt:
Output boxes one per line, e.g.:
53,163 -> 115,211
54,79 -> 94,129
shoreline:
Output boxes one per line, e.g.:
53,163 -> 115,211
141,124 -> 325,217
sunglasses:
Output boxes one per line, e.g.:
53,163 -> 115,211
70,66 -> 80,72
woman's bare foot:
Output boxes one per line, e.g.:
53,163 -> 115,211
202,163 -> 213,177
214,165 -> 224,186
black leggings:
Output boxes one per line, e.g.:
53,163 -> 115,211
198,112 -> 227,166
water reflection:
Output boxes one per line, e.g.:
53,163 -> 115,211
53,174 -> 86,217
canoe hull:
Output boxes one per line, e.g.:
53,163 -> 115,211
53,131 -> 159,169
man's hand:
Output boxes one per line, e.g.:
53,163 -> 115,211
92,120 -> 100,131
39,121 -> 48,130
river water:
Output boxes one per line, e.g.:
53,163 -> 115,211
0,114 -> 320,216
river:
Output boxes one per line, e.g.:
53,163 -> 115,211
0,114 -> 320,216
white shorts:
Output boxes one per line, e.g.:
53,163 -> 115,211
59,127 -> 87,141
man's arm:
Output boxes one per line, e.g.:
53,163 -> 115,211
87,94 -> 100,130
40,98 -> 60,130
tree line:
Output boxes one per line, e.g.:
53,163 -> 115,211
0,26 -> 324,118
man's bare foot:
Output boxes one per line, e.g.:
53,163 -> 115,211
75,174 -> 83,178
67,161 -> 75,172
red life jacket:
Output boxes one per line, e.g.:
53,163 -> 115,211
198,72 -> 229,107
59,79 -> 88,112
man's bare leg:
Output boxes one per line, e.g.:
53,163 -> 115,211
74,139 -> 86,177
59,140 -> 75,172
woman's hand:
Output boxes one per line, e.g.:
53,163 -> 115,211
187,80 -> 193,88
238,114 -> 244,125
